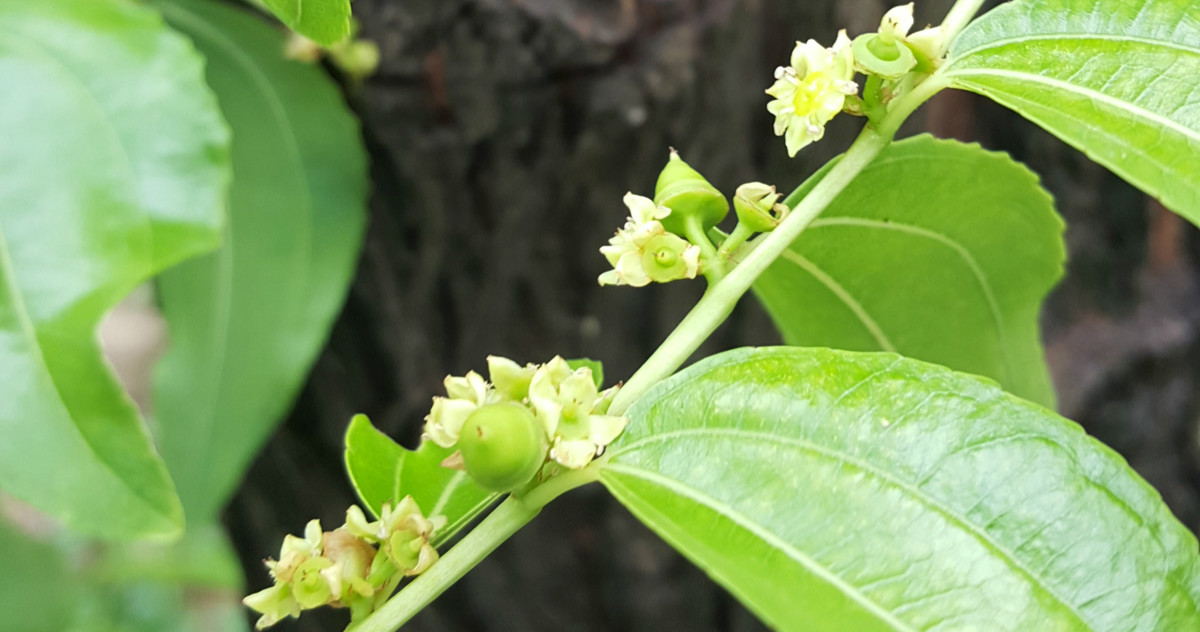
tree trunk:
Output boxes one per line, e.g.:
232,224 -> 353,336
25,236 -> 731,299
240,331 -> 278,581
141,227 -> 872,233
226,1 -> 1200,630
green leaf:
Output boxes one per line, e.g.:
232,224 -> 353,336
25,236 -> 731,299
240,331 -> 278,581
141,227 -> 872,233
754,136 -> 1063,407
152,0 -> 368,523
261,0 -> 351,46
0,0 -> 229,538
601,347 -> 1200,631
566,358 -> 605,388
345,415 -> 499,546
942,0 -> 1200,224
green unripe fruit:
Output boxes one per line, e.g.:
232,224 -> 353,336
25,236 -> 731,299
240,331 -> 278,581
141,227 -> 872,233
852,34 -> 916,79
458,403 -> 547,493
653,150 -> 729,235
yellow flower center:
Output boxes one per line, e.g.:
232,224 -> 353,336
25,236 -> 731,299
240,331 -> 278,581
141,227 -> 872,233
791,71 -> 834,116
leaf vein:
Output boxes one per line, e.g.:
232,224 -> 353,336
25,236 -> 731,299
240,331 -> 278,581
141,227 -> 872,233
778,251 -> 897,352
952,32 -> 1200,59
607,427 -> 1091,627
603,463 -> 919,632
943,67 -> 1200,145
808,217 -> 1014,385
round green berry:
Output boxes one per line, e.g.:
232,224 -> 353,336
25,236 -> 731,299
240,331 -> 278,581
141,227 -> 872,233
458,403 -> 547,493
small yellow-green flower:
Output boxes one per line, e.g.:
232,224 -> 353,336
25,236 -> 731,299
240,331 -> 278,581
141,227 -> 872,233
423,370 -> 495,447
423,356 -> 630,475
599,193 -> 700,287
765,31 -> 857,157
345,498 -> 443,577
245,500 -> 445,629
245,519 -> 331,629
528,357 -> 627,468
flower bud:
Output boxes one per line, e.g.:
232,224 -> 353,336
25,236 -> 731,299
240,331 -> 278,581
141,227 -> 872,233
330,40 -> 381,78
322,528 -> 376,599
653,150 -> 729,235
733,183 -> 790,233
458,403 -> 548,492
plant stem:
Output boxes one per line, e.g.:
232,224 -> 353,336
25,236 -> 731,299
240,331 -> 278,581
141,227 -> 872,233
684,215 -> 725,283
352,13 -> 963,624
717,222 -> 755,260
940,0 -> 986,48
352,466 -> 601,632
608,68 -> 949,417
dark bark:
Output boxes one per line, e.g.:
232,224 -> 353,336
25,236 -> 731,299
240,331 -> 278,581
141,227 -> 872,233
225,1 -> 1200,630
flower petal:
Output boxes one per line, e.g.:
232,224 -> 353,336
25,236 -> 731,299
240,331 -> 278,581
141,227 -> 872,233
551,438 -> 599,469
424,397 -> 478,447
623,192 -> 670,225
881,3 -> 914,40
587,414 -> 628,446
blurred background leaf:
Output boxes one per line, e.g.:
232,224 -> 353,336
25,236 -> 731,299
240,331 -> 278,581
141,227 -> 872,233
152,0 -> 368,526
0,0 -> 228,540
0,518 -> 78,632
260,0 -> 352,46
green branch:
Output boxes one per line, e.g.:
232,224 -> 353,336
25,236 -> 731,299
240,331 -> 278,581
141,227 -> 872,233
351,466 -> 601,632
940,0 -> 986,48
348,5 -> 972,623
607,126 -> 890,416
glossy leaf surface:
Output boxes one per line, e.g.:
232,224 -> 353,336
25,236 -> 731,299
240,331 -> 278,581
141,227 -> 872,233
345,415 -> 499,546
262,0 -> 351,46
601,347 -> 1200,631
943,0 -> 1200,224
154,0 -> 368,523
755,136 -> 1063,407
0,0 -> 228,538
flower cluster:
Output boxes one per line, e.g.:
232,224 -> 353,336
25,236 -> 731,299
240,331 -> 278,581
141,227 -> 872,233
243,498 -> 442,629
766,31 -> 858,157
765,3 -> 948,157
425,356 -> 627,472
598,193 -> 701,287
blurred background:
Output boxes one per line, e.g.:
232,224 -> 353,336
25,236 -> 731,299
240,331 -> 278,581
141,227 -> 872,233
9,0 -> 1200,630
223,0 -> 1200,630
